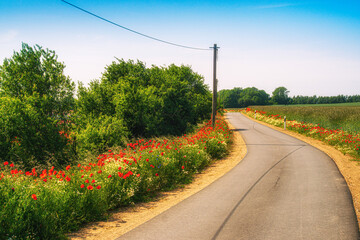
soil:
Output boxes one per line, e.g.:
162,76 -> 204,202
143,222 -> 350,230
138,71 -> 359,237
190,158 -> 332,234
68,119 -> 247,240
68,114 -> 360,239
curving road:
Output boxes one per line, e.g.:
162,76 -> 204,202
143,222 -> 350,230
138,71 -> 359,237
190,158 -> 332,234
117,113 -> 359,240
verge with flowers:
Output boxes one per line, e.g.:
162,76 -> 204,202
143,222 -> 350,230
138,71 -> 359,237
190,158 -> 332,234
237,108 -> 360,160
0,115 -> 232,239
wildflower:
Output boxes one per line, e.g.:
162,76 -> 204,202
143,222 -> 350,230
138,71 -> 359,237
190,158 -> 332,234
31,194 -> 37,200
85,179 -> 89,183
96,185 -> 101,190
66,165 -> 71,171
80,184 -> 85,188
91,179 -> 95,183
155,173 -> 159,176
87,185 -> 93,190
9,163 -> 14,168
65,176 -> 71,182
181,166 -> 185,170
4,161 -> 9,166
108,174 -> 112,178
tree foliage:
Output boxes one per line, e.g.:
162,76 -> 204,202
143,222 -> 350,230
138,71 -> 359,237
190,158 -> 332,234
0,43 -> 75,168
271,86 -> 290,105
218,87 -> 269,108
76,59 -> 212,153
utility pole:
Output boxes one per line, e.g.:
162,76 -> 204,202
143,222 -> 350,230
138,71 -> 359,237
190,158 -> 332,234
211,44 -> 219,128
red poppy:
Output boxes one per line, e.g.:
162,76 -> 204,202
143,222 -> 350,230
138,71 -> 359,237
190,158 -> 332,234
181,166 -> 185,170
4,161 -> 8,166
85,179 -> 89,183
155,173 -> 159,176
91,179 -> 95,183
80,184 -> 85,188
31,194 -> 37,200
9,163 -> 14,168
96,185 -> 101,190
87,185 -> 93,190
65,176 -> 71,182
66,165 -> 71,171
108,174 -> 112,178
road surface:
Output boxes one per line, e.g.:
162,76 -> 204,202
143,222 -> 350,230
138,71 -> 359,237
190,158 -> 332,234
117,113 -> 359,240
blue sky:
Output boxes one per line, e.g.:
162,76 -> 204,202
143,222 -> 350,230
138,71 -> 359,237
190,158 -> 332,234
0,0 -> 359,96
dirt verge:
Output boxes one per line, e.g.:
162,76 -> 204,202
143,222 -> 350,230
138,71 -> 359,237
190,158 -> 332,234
68,119 -> 247,240
242,112 -> 360,229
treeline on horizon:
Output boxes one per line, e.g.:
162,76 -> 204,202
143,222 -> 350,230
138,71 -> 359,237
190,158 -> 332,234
218,87 -> 360,108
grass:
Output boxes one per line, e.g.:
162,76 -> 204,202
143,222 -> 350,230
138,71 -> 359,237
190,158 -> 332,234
276,102 -> 360,107
247,104 -> 360,133
238,108 -> 360,161
0,116 -> 232,239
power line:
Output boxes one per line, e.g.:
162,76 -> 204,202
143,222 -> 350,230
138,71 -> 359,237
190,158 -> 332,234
61,0 -> 210,51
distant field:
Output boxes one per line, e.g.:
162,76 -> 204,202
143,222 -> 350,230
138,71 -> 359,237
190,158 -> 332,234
276,102 -> 360,107
247,104 -> 360,133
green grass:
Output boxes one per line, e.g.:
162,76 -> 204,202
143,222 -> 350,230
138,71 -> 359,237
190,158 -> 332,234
248,104 -> 360,133
276,102 -> 360,107
0,116 -> 232,239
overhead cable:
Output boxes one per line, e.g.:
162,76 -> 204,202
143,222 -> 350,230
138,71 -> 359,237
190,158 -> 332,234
61,0 -> 210,51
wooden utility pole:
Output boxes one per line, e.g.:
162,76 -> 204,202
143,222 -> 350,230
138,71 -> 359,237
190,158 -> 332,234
211,44 -> 219,128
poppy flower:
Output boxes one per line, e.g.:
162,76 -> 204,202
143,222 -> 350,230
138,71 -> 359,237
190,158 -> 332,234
31,194 -> 37,200
87,185 -> 93,190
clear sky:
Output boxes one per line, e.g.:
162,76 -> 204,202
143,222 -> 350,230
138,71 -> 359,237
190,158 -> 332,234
1,0 -> 359,97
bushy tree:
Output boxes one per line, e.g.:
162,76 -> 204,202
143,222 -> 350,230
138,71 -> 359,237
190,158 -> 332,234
0,43 -> 75,168
76,59 -> 211,144
218,88 -> 242,108
271,86 -> 290,105
238,87 -> 269,107
218,87 -> 269,108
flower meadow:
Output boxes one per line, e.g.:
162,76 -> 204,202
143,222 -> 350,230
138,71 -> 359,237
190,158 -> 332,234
0,116 -> 231,239
237,108 -> 360,160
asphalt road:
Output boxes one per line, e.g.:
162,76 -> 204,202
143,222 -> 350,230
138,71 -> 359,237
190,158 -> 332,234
117,113 -> 359,240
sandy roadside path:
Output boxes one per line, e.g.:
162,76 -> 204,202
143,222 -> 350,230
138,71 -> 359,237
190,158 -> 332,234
68,117 -> 247,240
69,112 -> 360,239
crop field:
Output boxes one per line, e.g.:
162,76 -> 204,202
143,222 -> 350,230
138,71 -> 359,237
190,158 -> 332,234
236,107 -> 360,160
248,104 -> 360,133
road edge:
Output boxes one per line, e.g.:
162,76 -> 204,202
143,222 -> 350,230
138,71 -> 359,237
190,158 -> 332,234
68,118 -> 247,240
241,112 -> 360,228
